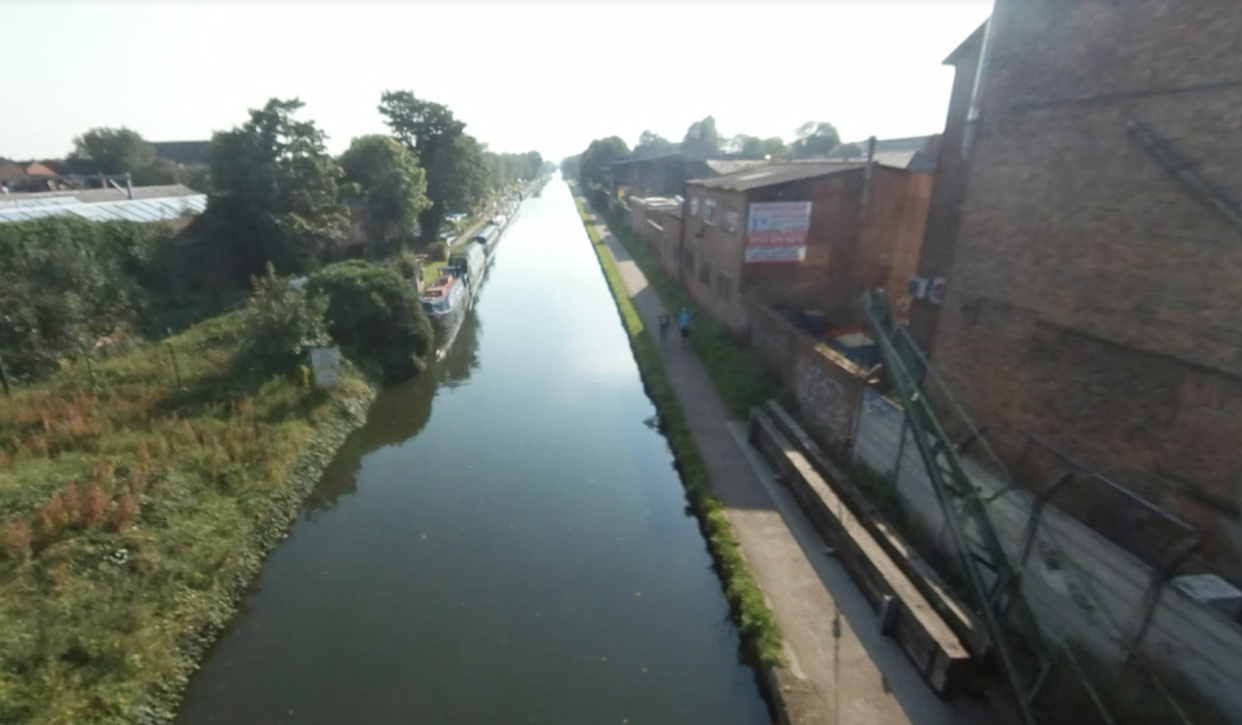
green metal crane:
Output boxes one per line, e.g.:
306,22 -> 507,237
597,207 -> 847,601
862,288 -> 1087,725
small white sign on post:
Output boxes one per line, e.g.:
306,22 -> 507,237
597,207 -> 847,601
309,346 -> 341,388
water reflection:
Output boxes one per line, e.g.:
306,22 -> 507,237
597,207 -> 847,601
305,311 -> 482,515
175,177 -> 768,725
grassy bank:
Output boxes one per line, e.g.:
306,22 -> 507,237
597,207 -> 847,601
0,312 -> 375,724
572,195 -> 784,668
583,198 -> 785,418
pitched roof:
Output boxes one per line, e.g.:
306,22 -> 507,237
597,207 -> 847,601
688,162 -> 865,191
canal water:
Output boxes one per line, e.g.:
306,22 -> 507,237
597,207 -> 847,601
175,177 -> 770,725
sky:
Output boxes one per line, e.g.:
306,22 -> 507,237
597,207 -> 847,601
1,0 -> 992,163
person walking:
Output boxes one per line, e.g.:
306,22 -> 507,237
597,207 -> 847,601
677,308 -> 691,340
658,311 -> 671,345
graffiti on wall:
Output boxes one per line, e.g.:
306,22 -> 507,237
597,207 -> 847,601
794,356 -> 852,444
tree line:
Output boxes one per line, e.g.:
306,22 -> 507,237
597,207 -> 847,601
562,115 -> 857,190
0,93 -> 547,381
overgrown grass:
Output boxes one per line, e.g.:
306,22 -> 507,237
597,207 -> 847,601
0,311 -> 375,724
586,202 -> 786,418
572,194 -> 784,668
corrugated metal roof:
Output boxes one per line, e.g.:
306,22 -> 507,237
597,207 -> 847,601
0,184 -> 199,204
705,159 -> 769,175
688,162 -> 865,191
0,194 -> 206,224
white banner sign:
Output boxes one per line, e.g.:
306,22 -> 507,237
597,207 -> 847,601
309,346 -> 341,388
745,201 -> 812,264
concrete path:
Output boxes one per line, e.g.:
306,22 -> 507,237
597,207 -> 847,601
581,205 -> 991,725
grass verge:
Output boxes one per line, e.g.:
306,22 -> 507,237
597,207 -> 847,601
583,200 -> 786,418
572,194 -> 784,668
0,311 -> 376,725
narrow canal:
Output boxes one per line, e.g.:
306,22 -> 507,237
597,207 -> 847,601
175,176 -> 771,725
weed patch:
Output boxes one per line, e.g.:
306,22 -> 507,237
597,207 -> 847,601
0,310 -> 374,724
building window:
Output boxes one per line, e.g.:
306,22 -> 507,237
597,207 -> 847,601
703,199 -> 717,225
716,271 -> 733,300
689,197 -> 699,217
699,261 -> 712,285
683,249 -> 696,270
723,207 -> 739,234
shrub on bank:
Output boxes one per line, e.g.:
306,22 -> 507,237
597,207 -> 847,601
308,261 -> 433,382
0,218 -> 169,379
233,263 -> 331,377
426,240 -> 450,262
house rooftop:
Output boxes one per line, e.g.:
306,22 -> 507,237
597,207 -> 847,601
688,162 -> 865,191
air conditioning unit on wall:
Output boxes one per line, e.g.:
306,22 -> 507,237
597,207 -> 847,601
907,276 -> 930,299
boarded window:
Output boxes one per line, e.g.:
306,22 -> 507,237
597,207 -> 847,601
716,271 -> 733,300
703,199 -> 717,225
723,207 -> 740,234
699,261 -> 712,285
689,197 -> 699,217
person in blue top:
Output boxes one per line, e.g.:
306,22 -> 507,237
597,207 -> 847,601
677,308 -> 691,339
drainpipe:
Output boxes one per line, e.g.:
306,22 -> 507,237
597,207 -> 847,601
962,16 -> 996,159
860,135 -> 878,217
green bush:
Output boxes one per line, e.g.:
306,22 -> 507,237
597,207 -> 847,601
233,263 -> 331,376
392,250 -> 423,281
308,261 -> 432,382
0,218 -> 172,379
426,240 -> 450,262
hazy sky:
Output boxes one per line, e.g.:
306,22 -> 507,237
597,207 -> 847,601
2,1 -> 991,162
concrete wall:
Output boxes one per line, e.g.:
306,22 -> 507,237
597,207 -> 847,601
921,0 -> 1242,577
852,387 -> 1242,722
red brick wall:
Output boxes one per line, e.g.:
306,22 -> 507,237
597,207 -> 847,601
682,186 -> 751,332
927,0 -> 1242,575
741,172 -> 865,326
856,168 -> 934,323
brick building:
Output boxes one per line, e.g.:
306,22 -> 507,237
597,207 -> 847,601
913,1 -> 1242,577
677,162 -> 932,335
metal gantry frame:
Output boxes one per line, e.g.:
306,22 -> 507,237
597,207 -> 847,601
862,288 -> 1092,725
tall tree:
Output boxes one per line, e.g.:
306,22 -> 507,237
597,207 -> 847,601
681,116 -> 720,159
204,98 -> 345,279
731,134 -> 788,159
68,127 -> 156,175
67,127 -> 177,184
560,155 -> 581,180
632,130 -> 676,159
378,91 -> 475,242
579,137 -> 630,189
789,121 -> 842,158
339,135 -> 430,247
